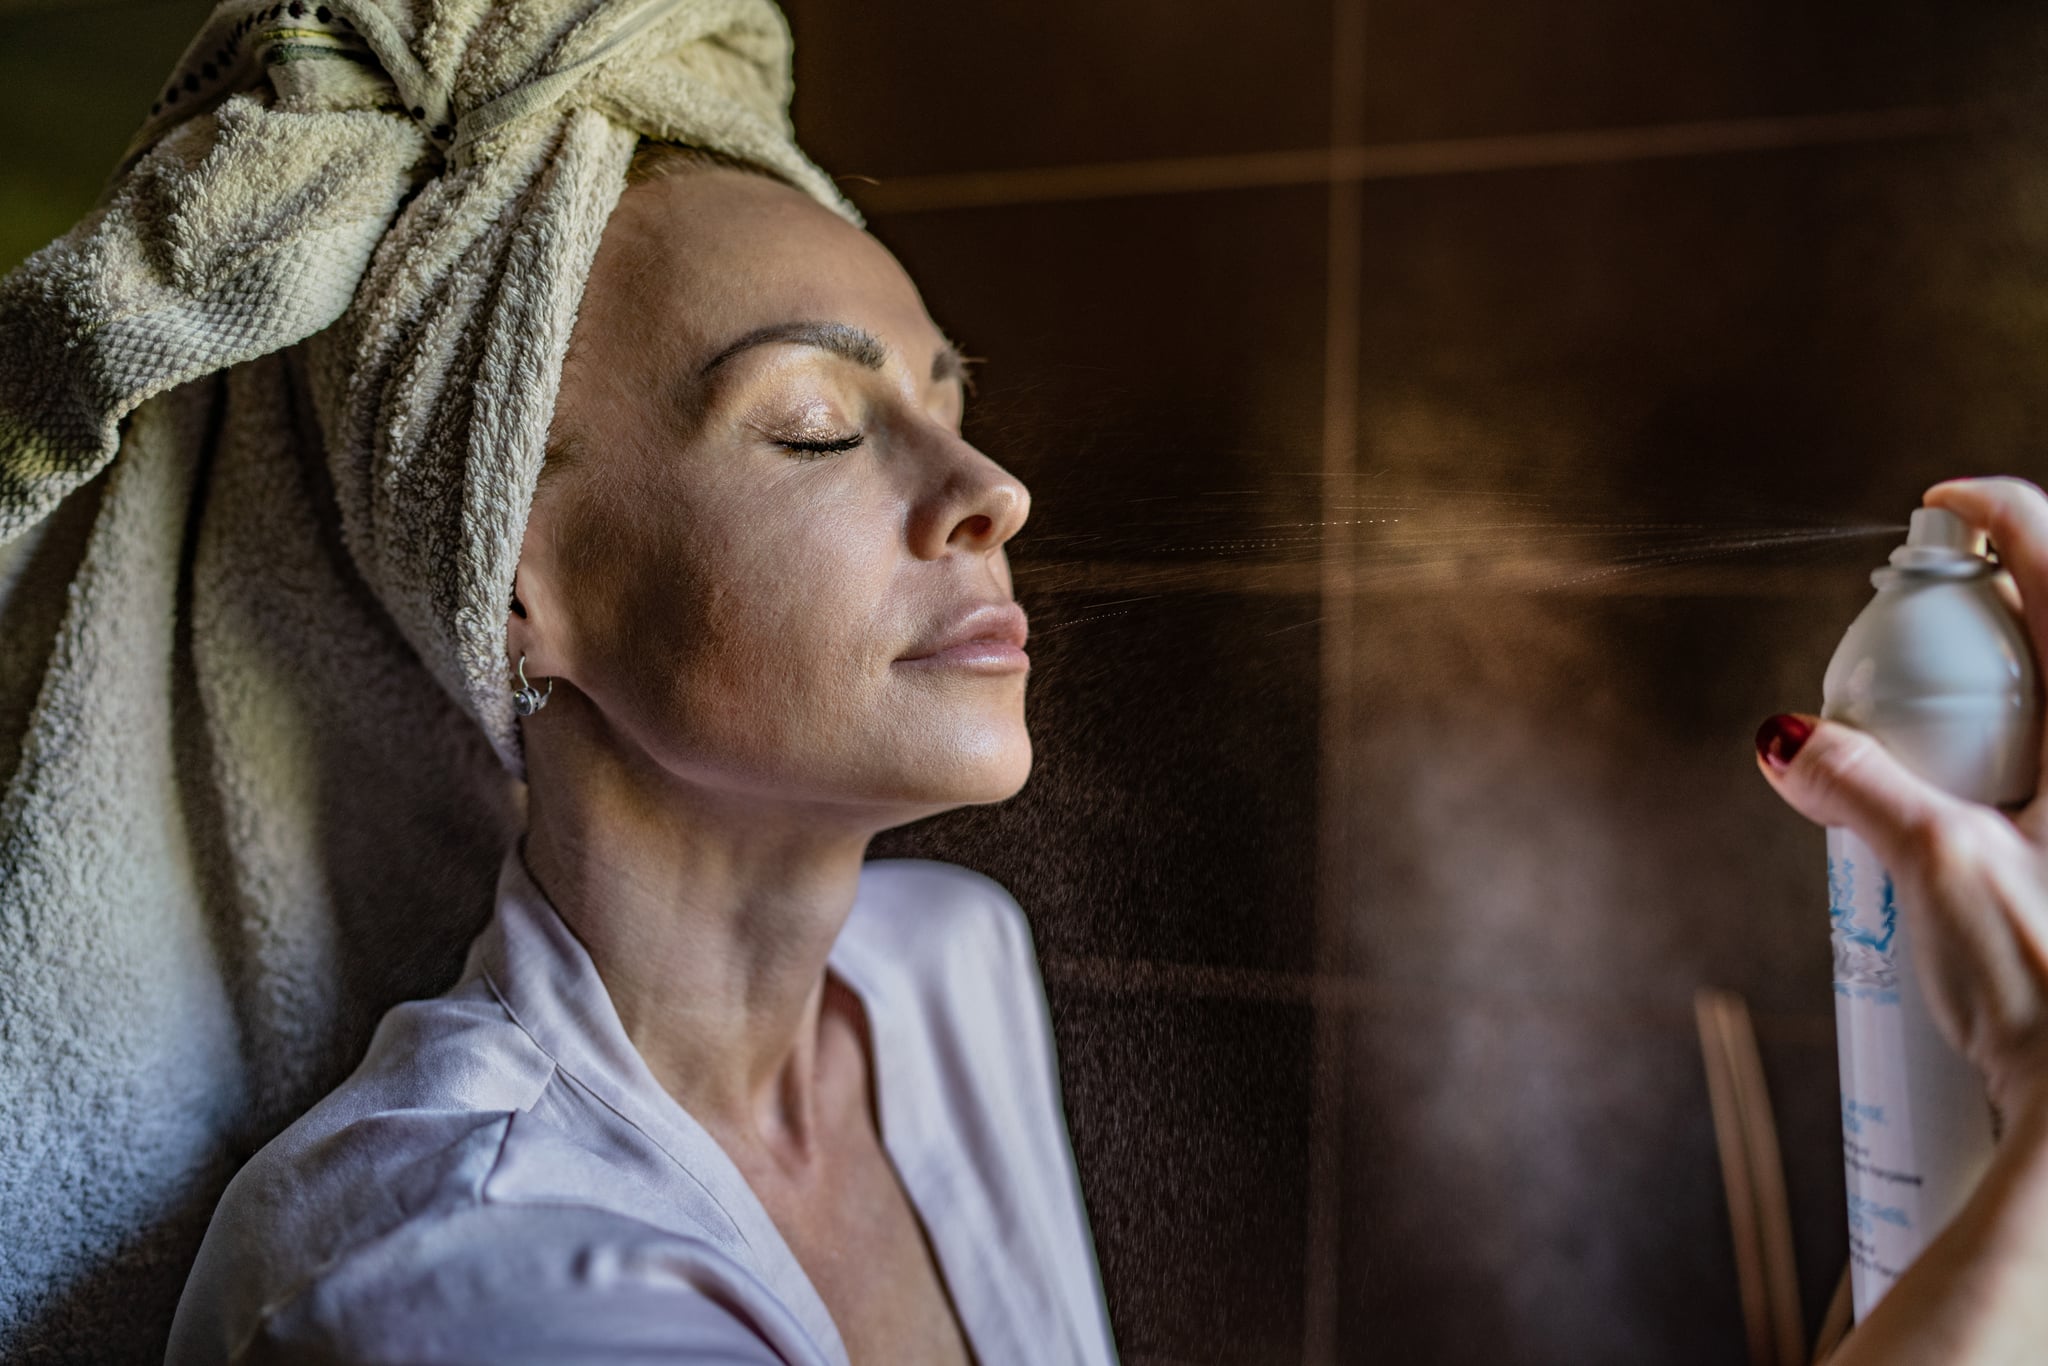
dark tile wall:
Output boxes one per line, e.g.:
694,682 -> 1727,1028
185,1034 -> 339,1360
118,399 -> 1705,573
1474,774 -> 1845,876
1356,2 -> 2046,142
794,6 -> 2048,1366
1339,1001 -> 1735,1363
1054,992 -> 1317,1366
1334,116 -> 2048,1365
784,0 -> 1334,177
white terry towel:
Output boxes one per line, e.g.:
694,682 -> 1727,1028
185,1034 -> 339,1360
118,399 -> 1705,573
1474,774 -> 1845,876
0,2 -> 853,1358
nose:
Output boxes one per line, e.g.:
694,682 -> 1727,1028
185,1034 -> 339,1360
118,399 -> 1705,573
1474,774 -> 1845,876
910,434 -> 1031,560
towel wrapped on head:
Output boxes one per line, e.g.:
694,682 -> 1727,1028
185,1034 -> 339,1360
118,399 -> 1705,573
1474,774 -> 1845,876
0,1 -> 851,1357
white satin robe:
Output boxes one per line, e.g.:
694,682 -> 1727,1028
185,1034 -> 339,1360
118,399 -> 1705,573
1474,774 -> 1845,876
165,847 -> 1120,1366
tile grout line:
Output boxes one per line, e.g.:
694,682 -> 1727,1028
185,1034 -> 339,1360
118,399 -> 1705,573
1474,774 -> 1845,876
844,102 -> 1991,216
1304,0 -> 1368,1361
1039,952 -> 1839,1041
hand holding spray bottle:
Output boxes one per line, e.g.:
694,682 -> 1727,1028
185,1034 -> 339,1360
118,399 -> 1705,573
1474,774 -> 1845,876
1817,505 -> 2041,1320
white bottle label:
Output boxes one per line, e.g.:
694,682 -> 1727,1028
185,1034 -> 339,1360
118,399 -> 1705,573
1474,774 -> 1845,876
1828,827 -> 1996,1320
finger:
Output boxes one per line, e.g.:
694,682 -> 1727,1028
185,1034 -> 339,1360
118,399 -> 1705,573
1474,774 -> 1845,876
1923,476 -> 2048,662
1993,571 -> 2023,621
1755,713 -> 1975,872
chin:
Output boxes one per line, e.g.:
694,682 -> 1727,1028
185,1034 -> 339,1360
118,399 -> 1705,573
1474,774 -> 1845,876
976,745 -> 1034,803
891,726 -> 1033,809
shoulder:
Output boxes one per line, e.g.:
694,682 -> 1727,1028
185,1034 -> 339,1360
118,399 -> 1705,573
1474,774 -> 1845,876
846,858 -> 1059,1108
169,980 -> 560,1363
185,1201 -> 796,1365
853,857 -> 1041,981
848,857 -> 1065,1119
847,859 -> 1114,1349
239,978 -> 556,1198
171,970 -> 809,1365
232,978 -> 555,1207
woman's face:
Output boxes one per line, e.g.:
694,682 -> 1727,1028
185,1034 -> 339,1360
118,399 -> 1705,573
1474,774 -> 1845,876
514,166 -> 1032,823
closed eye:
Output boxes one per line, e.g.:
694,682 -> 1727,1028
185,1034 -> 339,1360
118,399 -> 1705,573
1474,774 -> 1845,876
780,433 -> 865,456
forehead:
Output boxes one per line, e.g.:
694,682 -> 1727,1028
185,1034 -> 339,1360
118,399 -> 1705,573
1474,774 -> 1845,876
580,168 -> 933,364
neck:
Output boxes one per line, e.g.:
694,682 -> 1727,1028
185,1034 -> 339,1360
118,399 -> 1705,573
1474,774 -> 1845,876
520,705 -> 880,1159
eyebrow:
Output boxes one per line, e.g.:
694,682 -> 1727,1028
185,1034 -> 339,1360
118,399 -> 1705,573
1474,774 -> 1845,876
931,339 -> 971,388
698,319 -> 971,387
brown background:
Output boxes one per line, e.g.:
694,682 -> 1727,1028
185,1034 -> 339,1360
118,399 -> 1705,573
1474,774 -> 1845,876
7,0 -> 2048,1361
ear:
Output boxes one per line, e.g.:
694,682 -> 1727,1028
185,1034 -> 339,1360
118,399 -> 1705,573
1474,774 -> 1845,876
506,490 -> 571,679
505,561 -> 559,677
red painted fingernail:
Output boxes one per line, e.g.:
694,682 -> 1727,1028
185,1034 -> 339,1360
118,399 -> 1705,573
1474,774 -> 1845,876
1755,713 -> 1815,771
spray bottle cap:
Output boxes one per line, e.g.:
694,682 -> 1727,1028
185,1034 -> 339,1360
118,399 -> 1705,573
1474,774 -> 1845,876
1883,507 -> 1990,580
1905,507 -> 1984,554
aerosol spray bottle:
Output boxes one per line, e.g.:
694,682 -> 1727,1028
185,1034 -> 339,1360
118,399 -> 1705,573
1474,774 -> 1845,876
1821,506 -> 2040,1320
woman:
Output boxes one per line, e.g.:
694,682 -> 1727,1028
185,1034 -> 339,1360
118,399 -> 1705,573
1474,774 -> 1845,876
160,142 -> 1114,1362
0,1 -> 1110,1360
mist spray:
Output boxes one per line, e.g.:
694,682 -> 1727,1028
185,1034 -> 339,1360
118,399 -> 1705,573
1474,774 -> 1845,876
1820,506 -> 2041,1319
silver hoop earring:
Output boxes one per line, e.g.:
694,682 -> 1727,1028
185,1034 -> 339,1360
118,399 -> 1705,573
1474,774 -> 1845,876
512,654 -> 554,717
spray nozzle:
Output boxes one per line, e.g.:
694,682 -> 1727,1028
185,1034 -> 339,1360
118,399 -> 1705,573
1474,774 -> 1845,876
1905,507 -> 1986,555
1882,506 -> 1992,581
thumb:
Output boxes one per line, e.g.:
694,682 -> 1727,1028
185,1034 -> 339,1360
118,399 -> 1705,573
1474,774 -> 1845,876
1755,713 -> 1972,870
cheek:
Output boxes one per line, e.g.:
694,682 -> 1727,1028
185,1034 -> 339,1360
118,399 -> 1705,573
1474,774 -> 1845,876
638,494 -> 903,766
568,466 -> 1024,801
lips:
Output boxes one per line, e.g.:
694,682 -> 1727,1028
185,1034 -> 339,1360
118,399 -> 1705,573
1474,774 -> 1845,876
897,601 -> 1030,672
